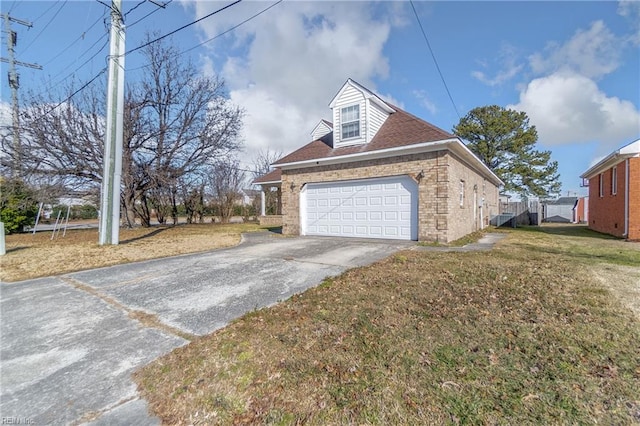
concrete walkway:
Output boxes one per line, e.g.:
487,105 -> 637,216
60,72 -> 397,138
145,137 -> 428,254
413,232 -> 507,252
0,233 -> 412,425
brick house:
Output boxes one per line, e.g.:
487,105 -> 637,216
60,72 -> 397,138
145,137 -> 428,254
580,139 -> 640,240
255,79 -> 503,242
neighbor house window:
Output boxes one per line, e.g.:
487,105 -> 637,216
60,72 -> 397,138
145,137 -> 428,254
341,105 -> 360,139
611,166 -> 617,195
459,180 -> 465,207
599,173 -> 604,197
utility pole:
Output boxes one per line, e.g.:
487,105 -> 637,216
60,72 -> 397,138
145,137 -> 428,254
99,0 -> 125,245
1,13 -> 42,177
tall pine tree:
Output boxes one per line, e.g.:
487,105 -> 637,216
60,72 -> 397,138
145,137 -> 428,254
453,105 -> 561,198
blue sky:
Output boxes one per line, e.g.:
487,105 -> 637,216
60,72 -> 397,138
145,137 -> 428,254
2,0 -> 639,197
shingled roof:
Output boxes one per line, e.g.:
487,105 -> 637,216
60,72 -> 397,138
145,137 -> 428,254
273,106 -> 455,165
253,168 -> 282,185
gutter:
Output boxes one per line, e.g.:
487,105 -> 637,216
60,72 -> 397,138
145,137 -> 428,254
275,138 -> 504,187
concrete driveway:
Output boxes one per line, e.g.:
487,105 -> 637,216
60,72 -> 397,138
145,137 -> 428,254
1,233 -> 412,425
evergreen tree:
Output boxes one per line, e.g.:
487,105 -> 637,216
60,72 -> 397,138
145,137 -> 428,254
453,105 -> 561,197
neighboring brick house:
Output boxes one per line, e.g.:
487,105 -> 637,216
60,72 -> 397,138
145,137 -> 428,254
580,139 -> 640,240
257,79 -> 503,242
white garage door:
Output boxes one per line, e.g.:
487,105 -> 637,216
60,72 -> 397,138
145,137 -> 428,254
301,176 -> 418,240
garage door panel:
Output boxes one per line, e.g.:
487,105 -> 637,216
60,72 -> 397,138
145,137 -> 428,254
385,211 -> 398,221
385,227 -> 398,236
303,176 -> 418,241
384,196 -> 397,206
370,226 -> 382,236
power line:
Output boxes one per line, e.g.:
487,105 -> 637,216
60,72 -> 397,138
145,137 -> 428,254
123,0 -> 147,21
124,0 -> 242,57
21,0 -> 244,128
30,2 -> 58,24
22,0 -> 68,52
8,1 -> 21,14
27,67 -> 108,126
129,0 -> 282,72
45,37 -> 109,92
409,0 -> 460,119
128,0 -> 174,28
180,0 -> 282,56
41,10 -> 107,67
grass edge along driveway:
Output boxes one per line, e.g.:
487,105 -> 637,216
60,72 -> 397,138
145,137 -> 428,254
1,223 -> 271,282
135,225 -> 640,425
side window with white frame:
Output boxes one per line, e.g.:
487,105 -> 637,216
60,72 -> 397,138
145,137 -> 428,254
599,173 -> 604,197
611,166 -> 617,195
459,180 -> 465,207
341,105 -> 360,139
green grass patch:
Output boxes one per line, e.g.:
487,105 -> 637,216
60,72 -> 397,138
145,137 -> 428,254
135,226 -> 640,424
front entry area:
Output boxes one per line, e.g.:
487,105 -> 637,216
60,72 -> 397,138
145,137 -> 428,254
301,175 -> 418,241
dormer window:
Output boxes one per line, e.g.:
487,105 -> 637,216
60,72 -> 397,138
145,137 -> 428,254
341,105 -> 360,139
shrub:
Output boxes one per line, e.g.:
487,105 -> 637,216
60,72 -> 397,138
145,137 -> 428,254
0,177 -> 39,234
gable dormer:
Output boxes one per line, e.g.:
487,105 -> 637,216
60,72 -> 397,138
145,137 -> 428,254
329,79 -> 395,148
311,119 -> 333,141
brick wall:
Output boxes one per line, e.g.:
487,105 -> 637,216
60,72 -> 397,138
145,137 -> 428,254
258,215 -> 283,227
628,157 -> 640,240
281,151 -> 499,243
446,153 -> 500,241
588,160 -> 628,238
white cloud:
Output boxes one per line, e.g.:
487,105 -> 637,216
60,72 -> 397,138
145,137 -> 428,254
183,1 -> 400,165
471,43 -> 523,87
412,90 -> 437,114
528,20 -> 621,79
618,0 -> 640,44
508,71 -> 640,154
0,102 -> 11,127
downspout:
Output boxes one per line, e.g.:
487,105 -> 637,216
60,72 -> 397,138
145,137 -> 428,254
624,159 -> 630,238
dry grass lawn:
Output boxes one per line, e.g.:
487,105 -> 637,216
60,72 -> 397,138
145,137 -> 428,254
135,225 -> 640,425
1,222 -> 268,282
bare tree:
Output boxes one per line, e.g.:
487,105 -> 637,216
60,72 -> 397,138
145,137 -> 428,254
7,81 -> 106,197
251,148 -> 282,215
251,148 -> 283,181
208,158 -> 245,223
13,35 -> 243,228
122,35 -> 243,226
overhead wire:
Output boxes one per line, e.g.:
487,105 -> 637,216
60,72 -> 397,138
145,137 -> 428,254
409,0 -> 460,119
45,37 -> 110,92
30,1 -> 58,24
123,0 -> 147,21
124,0 -> 242,57
41,10 -> 107,67
24,0 -> 244,125
22,0 -> 69,52
24,67 -> 108,127
127,0 -> 174,28
180,0 -> 282,56
129,0 -> 282,72
8,0 -> 21,14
